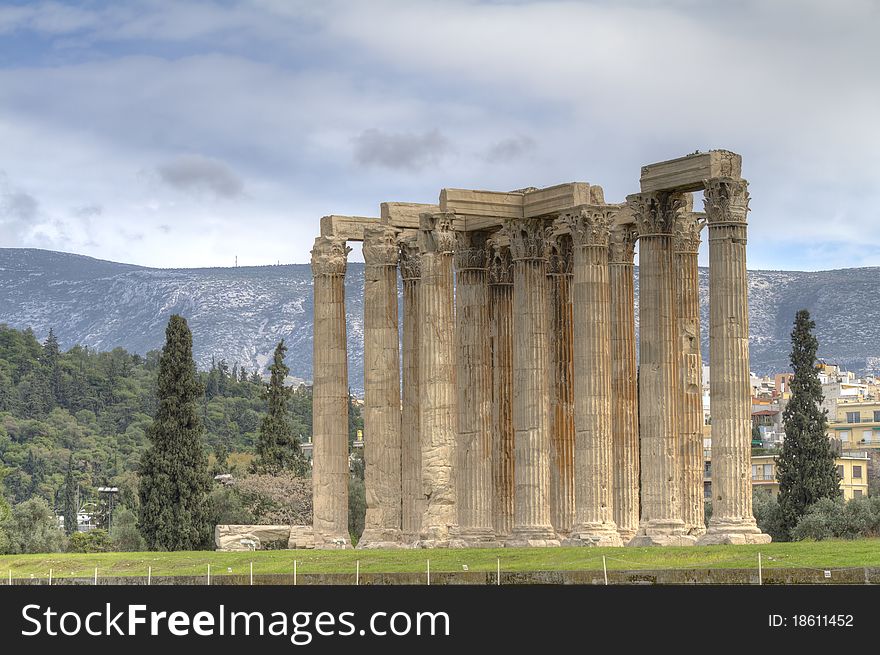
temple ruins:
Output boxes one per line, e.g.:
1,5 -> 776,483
310,150 -> 771,548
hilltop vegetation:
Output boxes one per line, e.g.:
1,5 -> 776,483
0,323 -> 319,507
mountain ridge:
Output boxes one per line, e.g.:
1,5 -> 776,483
1,248 -> 877,391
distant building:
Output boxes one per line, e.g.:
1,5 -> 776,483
703,452 -> 869,501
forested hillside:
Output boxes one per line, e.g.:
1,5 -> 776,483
0,324 -> 316,511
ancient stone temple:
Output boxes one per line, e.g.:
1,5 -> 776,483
309,150 -> 771,548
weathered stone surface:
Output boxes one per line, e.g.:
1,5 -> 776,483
489,241 -> 515,539
560,206 -> 621,547
627,192 -> 695,547
546,231 -> 575,537
452,231 -> 499,547
310,236 -> 352,549
400,240 -> 423,542
380,202 -> 439,230
609,224 -> 640,543
639,150 -> 742,194
674,211 -> 707,536
506,217 -> 559,547
215,525 -> 291,551
699,178 -> 770,545
319,215 -> 380,242
416,212 -> 458,547
288,525 -> 316,549
359,225 -> 404,549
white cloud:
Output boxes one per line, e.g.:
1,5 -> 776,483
0,0 -> 877,270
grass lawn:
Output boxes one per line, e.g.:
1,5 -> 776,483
1,539 -> 879,580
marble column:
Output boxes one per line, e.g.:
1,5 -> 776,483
310,236 -> 352,549
452,231 -> 499,547
489,241 -> 515,539
609,224 -> 640,543
561,207 -> 622,546
416,212 -> 458,547
627,192 -> 695,546
399,240 -> 423,542
674,211 -> 707,537
506,218 -> 559,547
699,178 -> 770,544
358,225 -> 404,549
546,232 -> 575,537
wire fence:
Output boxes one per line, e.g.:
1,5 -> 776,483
3,551 -> 877,585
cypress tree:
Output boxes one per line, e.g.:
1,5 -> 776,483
63,454 -> 77,536
776,310 -> 840,538
252,340 -> 307,475
138,315 -> 211,550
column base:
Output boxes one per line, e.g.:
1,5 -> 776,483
617,528 -> 637,545
313,534 -> 353,550
628,519 -> 697,547
697,517 -> 771,545
505,525 -> 561,548
563,522 -> 624,547
415,524 -> 453,549
357,528 -> 409,549
449,527 -> 502,549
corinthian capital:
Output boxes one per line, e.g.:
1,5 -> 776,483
310,236 -> 350,277
673,212 -> 705,254
454,231 -> 488,271
363,225 -> 399,266
626,191 -> 688,237
418,211 -> 456,254
546,231 -> 573,275
703,178 -> 749,225
487,241 -> 513,285
399,240 -> 421,281
558,205 -> 612,248
608,224 -> 638,264
507,218 -> 549,261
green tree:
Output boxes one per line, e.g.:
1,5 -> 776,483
41,328 -> 62,404
776,310 -> 840,538
109,507 -> 145,552
252,341 -> 307,475
3,497 -> 66,554
138,315 -> 211,551
63,454 -> 77,535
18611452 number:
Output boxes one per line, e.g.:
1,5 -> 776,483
791,615 -> 853,627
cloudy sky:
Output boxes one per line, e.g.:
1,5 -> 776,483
0,0 -> 878,270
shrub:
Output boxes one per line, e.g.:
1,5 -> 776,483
787,496 -> 880,541
348,476 -> 365,545
3,497 -> 66,554
233,472 -> 312,525
110,507 -> 145,552
752,492 -> 788,542
68,529 -> 110,553
206,486 -> 257,526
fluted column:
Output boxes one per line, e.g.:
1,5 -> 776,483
561,207 -> 622,546
399,240 -> 422,542
546,232 -> 575,537
417,212 -> 458,547
489,242 -> 515,538
674,211 -> 707,537
452,232 -> 498,547
310,236 -> 352,549
506,218 -> 559,547
699,178 -> 770,545
609,224 -> 640,543
358,225 -> 404,549
628,192 -> 695,546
